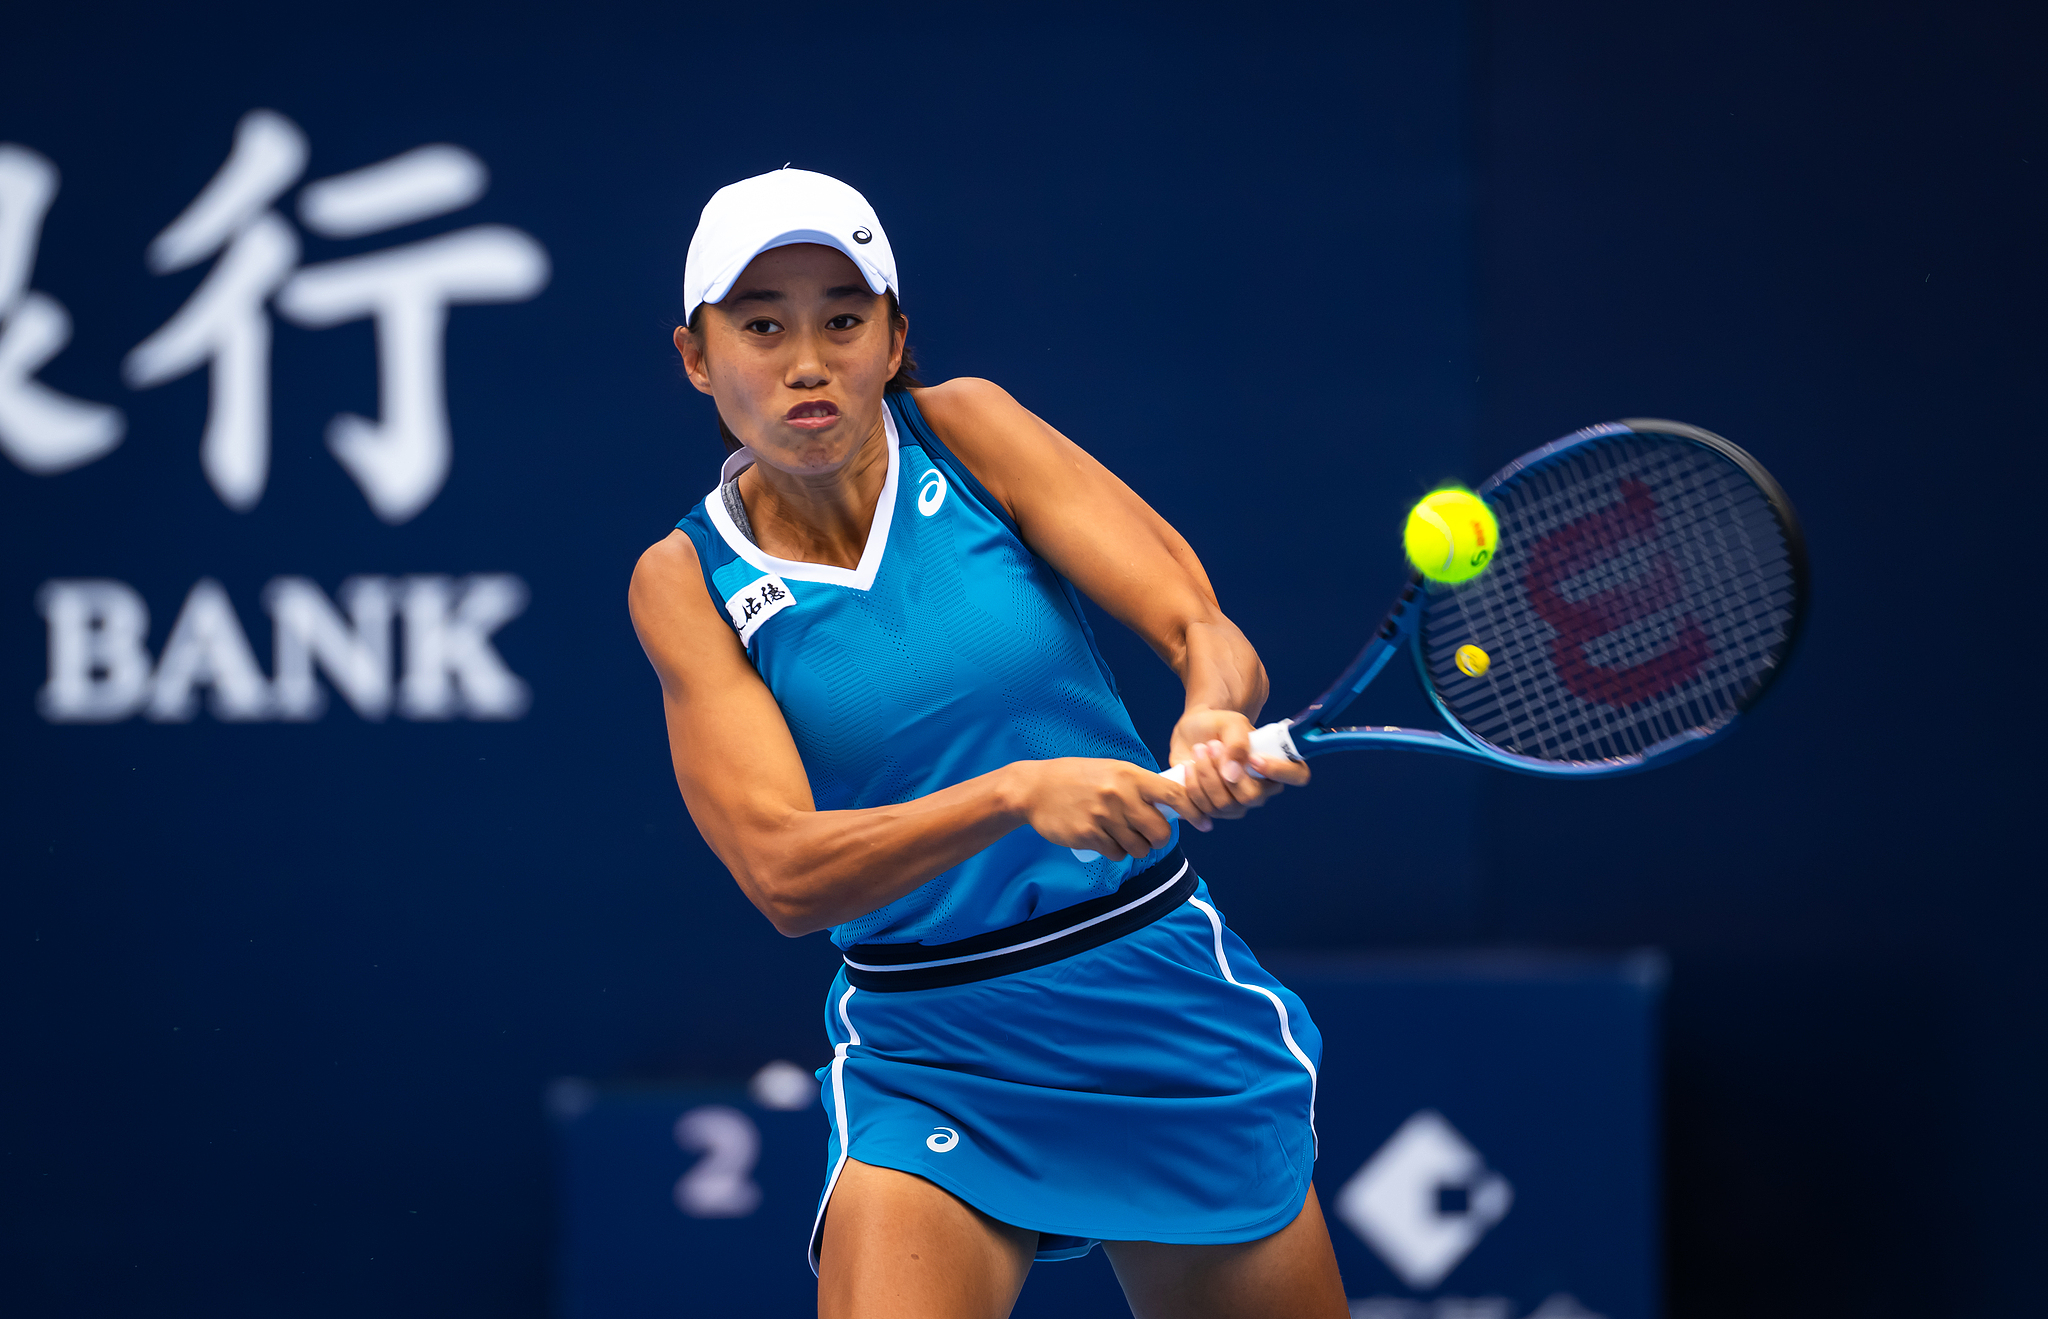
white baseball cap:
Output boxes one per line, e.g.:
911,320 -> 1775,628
683,168 -> 897,326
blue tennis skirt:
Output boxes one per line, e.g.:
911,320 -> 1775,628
807,862 -> 1321,1270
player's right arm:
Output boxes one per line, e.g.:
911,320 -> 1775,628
628,531 -> 1206,937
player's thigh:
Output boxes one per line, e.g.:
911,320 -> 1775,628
1102,1185 -> 1349,1319
817,1158 -> 1038,1319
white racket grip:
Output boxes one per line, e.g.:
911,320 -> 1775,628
1069,721 -> 1301,862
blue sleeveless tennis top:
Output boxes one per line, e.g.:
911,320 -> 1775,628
675,391 -> 1172,950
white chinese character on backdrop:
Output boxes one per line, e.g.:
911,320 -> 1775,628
125,109 -> 549,522
121,110 -> 304,510
0,144 -> 126,474
278,137 -> 548,522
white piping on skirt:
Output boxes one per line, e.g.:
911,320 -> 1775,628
809,984 -> 862,1276
1186,896 -> 1319,1155
840,859 -> 1191,975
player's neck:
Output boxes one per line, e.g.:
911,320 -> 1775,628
739,417 -> 890,569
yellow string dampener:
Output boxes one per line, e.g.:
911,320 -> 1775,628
1455,644 -> 1491,678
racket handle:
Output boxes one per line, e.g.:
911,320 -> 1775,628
1069,721 -> 1300,862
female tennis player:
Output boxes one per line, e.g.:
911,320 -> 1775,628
629,168 -> 1348,1319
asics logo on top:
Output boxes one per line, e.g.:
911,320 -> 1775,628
852,227 -> 873,244
916,467 -> 948,517
925,1127 -> 959,1152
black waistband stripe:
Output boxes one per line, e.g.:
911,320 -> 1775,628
841,847 -> 1194,992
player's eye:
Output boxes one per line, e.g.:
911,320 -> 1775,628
743,318 -> 783,335
825,314 -> 862,331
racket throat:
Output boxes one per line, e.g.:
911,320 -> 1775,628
1288,576 -> 1425,734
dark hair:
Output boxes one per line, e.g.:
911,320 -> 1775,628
686,289 -> 921,455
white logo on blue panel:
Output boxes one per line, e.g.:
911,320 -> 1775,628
916,467 -> 947,516
925,1126 -> 959,1152
1335,1110 -> 1513,1290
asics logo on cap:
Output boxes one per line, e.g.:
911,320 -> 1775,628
852,227 -> 873,245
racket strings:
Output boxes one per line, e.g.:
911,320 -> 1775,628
1424,433 -> 1798,764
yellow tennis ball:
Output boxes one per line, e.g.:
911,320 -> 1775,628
1404,488 -> 1500,584
1455,644 -> 1491,677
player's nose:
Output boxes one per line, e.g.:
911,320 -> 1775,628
783,334 -> 829,388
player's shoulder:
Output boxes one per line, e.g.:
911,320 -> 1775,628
907,378 -> 1053,511
629,529 -> 710,619
635,525 -> 700,571
630,528 -> 751,679
908,377 -> 1028,439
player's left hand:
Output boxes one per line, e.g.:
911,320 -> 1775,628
1169,708 -> 1310,824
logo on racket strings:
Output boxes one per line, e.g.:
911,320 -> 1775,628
1524,479 -> 1711,708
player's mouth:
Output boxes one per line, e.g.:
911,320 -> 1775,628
784,401 -> 840,431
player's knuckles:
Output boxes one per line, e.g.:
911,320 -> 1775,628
1082,813 -> 1124,857
1260,757 -> 1310,785
1089,776 -> 1133,809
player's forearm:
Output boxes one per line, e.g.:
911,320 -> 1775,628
1175,617 -> 1271,722
718,766 -> 1034,937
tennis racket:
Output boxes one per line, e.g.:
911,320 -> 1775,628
1073,418 -> 1807,861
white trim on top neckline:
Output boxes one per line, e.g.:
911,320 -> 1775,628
703,406 -> 902,591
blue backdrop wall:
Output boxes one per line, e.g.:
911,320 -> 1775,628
2,2 -> 2039,1316
1472,4 -> 2043,1314
1,3 -> 1476,1315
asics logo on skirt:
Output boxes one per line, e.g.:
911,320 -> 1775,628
926,1127 -> 960,1152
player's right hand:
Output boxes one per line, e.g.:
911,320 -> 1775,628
1009,758 -> 1208,862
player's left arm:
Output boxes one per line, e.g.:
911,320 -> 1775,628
913,378 -> 1306,822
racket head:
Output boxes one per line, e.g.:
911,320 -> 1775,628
1415,419 -> 1807,774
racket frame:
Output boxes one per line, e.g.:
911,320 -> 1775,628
1268,418 -> 1808,779
1071,419 -> 1804,859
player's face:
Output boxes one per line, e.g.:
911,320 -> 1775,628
678,243 -> 904,477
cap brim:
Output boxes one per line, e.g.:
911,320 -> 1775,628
698,228 -> 892,312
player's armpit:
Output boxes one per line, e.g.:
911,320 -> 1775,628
911,379 -> 1220,654
913,378 -> 1272,741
